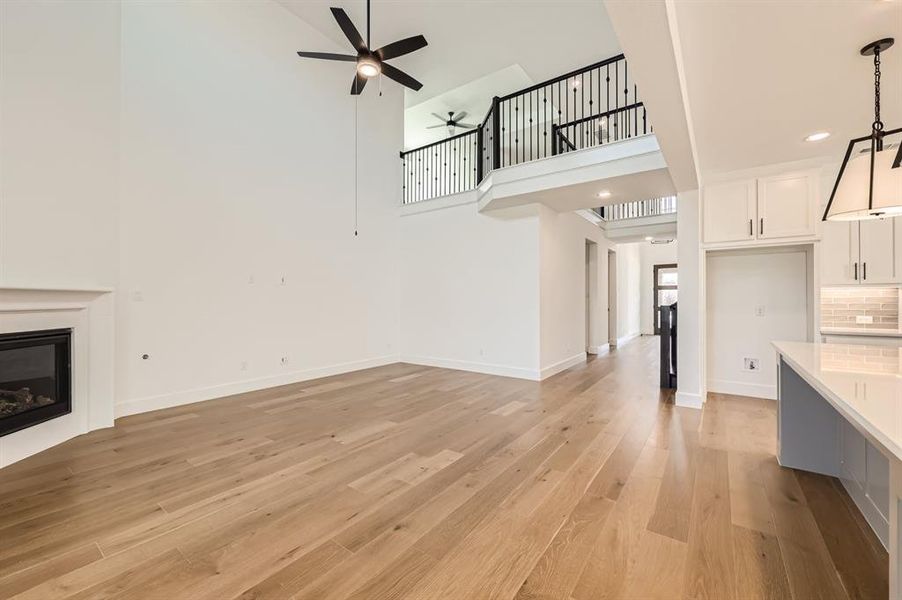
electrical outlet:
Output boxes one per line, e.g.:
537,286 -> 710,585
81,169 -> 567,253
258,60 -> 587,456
280,356 -> 289,366
754,305 -> 765,317
744,358 -> 760,371
856,315 -> 874,324
280,275 -> 287,286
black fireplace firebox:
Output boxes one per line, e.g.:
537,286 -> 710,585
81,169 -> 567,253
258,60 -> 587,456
0,329 -> 72,437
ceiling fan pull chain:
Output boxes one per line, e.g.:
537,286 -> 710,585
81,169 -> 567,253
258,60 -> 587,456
354,94 -> 358,236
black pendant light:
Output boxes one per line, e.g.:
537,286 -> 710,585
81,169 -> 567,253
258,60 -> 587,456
823,38 -> 902,221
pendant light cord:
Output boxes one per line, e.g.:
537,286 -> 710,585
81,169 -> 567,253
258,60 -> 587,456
873,47 -> 883,134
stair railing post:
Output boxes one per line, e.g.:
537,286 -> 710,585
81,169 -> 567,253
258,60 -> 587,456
491,96 -> 501,170
476,126 -> 484,183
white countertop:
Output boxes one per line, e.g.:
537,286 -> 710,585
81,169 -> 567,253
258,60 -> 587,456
821,327 -> 902,338
773,341 -> 902,462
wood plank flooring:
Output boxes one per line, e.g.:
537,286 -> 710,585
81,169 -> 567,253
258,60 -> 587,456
0,337 -> 886,599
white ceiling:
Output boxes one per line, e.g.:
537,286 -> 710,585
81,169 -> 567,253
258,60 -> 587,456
672,0 -> 902,176
278,0 -> 621,108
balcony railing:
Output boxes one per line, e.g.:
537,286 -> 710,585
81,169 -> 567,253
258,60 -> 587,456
595,196 -> 677,221
401,54 -> 650,205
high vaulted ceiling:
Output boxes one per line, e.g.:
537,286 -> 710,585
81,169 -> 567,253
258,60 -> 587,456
672,0 -> 902,176
278,0 -> 621,108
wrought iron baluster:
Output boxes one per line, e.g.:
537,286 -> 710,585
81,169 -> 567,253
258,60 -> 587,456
581,72 -> 585,149
543,88 -> 548,158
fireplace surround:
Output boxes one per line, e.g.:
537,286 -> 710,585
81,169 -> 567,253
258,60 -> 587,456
0,328 -> 72,437
0,287 -> 114,468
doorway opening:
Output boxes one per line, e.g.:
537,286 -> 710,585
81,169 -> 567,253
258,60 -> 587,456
608,249 -> 617,347
653,263 -> 678,335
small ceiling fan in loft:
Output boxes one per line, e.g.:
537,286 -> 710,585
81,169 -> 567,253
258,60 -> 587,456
428,111 -> 478,136
296,0 -> 428,95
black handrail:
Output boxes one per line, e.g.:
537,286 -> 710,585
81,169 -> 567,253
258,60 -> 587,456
497,54 -> 626,102
399,128 -> 475,156
400,53 -> 649,204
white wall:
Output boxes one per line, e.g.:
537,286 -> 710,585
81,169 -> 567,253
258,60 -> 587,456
114,1 -> 404,415
615,242 -> 642,342
538,205 -> 613,376
0,0 -> 120,289
706,247 -> 809,400
399,195 -> 541,379
399,200 -> 637,381
639,240 -> 679,335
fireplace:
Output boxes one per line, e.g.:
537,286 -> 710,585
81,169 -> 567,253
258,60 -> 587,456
0,329 -> 72,437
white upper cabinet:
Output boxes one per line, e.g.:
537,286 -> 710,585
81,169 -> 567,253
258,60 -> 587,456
821,217 -> 902,285
703,180 -> 756,244
758,172 -> 817,239
702,171 -> 818,246
859,218 -> 899,284
821,221 -> 857,285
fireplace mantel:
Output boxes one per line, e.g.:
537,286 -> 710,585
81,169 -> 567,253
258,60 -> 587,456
0,286 -> 115,468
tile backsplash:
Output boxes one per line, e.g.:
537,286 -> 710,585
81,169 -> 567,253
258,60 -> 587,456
820,344 -> 901,374
820,286 -> 900,331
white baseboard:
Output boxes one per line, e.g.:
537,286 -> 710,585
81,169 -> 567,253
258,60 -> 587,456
617,331 -> 640,346
115,354 -> 400,418
400,355 -> 541,381
587,345 -> 611,356
707,379 -> 776,400
540,353 -> 587,380
675,391 -> 704,409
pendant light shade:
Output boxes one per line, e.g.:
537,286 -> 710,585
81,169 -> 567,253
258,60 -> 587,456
823,38 -> 902,221
826,132 -> 902,220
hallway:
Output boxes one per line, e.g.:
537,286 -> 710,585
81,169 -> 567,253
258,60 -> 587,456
0,337 -> 887,599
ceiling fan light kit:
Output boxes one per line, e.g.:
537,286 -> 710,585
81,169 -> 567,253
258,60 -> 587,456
823,38 -> 902,221
296,0 -> 428,95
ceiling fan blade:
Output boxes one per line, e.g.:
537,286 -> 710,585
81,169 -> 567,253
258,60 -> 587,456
426,124 -> 447,129
381,62 -> 423,91
452,111 -> 468,122
350,73 -> 367,95
296,51 -> 357,62
330,7 -> 367,53
456,123 -> 477,129
431,112 -> 448,122
374,35 -> 427,61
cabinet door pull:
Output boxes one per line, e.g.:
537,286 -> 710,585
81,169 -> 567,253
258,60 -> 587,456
760,217 -> 764,236
854,262 -> 858,281
863,262 -> 867,281
748,219 -> 753,237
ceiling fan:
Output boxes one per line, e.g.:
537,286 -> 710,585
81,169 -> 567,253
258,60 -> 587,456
428,111 -> 478,134
296,0 -> 428,95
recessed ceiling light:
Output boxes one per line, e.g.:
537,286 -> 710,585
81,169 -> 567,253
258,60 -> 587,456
805,131 -> 831,142
597,190 -> 611,199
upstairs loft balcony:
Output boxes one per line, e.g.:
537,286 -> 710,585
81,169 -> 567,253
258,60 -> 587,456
399,54 -> 673,210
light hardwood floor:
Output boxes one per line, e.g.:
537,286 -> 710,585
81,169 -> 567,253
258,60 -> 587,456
0,337 -> 887,599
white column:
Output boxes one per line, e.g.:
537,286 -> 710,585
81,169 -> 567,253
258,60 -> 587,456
675,189 -> 705,408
